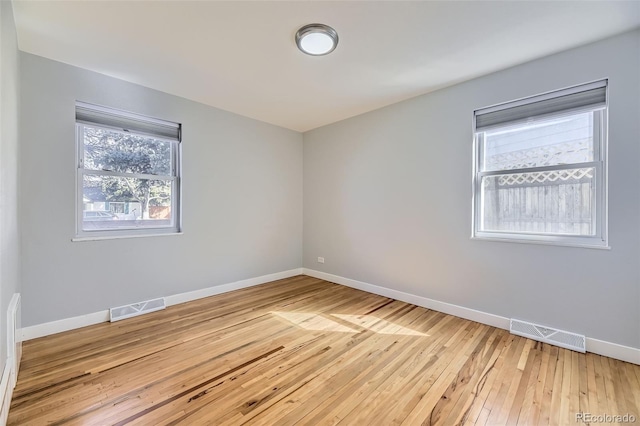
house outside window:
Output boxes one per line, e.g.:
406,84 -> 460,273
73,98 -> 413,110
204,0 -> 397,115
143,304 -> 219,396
472,80 -> 608,248
75,102 -> 182,238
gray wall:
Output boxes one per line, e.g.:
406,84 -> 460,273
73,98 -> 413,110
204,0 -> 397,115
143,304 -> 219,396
1,1 -> 21,364
303,30 -> 640,349
20,53 -> 303,327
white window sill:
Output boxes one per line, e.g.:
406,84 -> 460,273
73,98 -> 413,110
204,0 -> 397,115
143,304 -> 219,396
471,235 -> 610,250
72,232 -> 183,242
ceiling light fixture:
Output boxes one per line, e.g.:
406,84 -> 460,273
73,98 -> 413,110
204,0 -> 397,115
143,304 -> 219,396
295,23 -> 339,56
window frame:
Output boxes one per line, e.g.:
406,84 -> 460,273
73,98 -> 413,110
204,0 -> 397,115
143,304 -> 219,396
471,82 -> 609,249
74,107 -> 182,240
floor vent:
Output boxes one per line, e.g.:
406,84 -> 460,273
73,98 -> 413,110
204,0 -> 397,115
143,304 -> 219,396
110,298 -> 166,322
510,319 -> 586,353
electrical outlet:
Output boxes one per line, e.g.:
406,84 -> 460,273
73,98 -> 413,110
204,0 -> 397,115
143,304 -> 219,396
317,257 -> 325,264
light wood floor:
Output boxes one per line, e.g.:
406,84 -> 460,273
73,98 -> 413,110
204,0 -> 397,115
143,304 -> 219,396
9,276 -> 640,425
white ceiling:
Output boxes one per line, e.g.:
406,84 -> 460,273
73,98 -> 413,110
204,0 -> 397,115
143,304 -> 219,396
12,1 -> 640,132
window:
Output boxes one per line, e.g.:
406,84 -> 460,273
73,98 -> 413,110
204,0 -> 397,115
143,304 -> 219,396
472,80 -> 608,248
76,102 -> 181,238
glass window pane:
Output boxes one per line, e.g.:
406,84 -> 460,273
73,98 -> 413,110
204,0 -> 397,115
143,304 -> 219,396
482,112 -> 594,171
83,125 -> 172,176
480,167 -> 595,236
82,175 -> 173,231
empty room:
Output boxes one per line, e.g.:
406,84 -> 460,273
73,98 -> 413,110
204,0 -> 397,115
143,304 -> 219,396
1,0 -> 639,424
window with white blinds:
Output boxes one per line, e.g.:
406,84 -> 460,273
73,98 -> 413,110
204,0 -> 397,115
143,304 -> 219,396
472,80 -> 608,248
75,102 -> 182,239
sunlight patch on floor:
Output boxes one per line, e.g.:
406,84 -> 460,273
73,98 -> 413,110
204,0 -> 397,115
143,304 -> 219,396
271,311 -> 358,333
332,314 -> 427,336
271,311 -> 427,336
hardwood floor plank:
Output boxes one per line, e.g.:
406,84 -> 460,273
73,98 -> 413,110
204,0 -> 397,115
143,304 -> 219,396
577,351 -> 589,418
585,354 -> 599,417
602,355 -> 620,416
593,355 -> 612,416
624,362 -> 640,417
506,342 -> 542,425
520,342 -> 550,426
460,331 -> 511,426
607,356 -> 627,415
538,344 -> 559,425
484,335 -> 526,425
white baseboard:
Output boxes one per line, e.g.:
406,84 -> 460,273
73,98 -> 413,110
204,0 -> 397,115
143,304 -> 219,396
303,268 -> 640,365
22,268 -> 303,341
22,310 -> 110,341
165,268 -> 303,306
585,337 -> 640,365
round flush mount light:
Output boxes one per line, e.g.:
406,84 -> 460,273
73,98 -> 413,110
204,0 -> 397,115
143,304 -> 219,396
295,23 -> 339,56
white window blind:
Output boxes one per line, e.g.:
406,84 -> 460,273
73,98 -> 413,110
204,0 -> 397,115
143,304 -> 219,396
472,80 -> 608,248
475,80 -> 607,131
75,102 -> 182,239
76,102 -> 181,141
